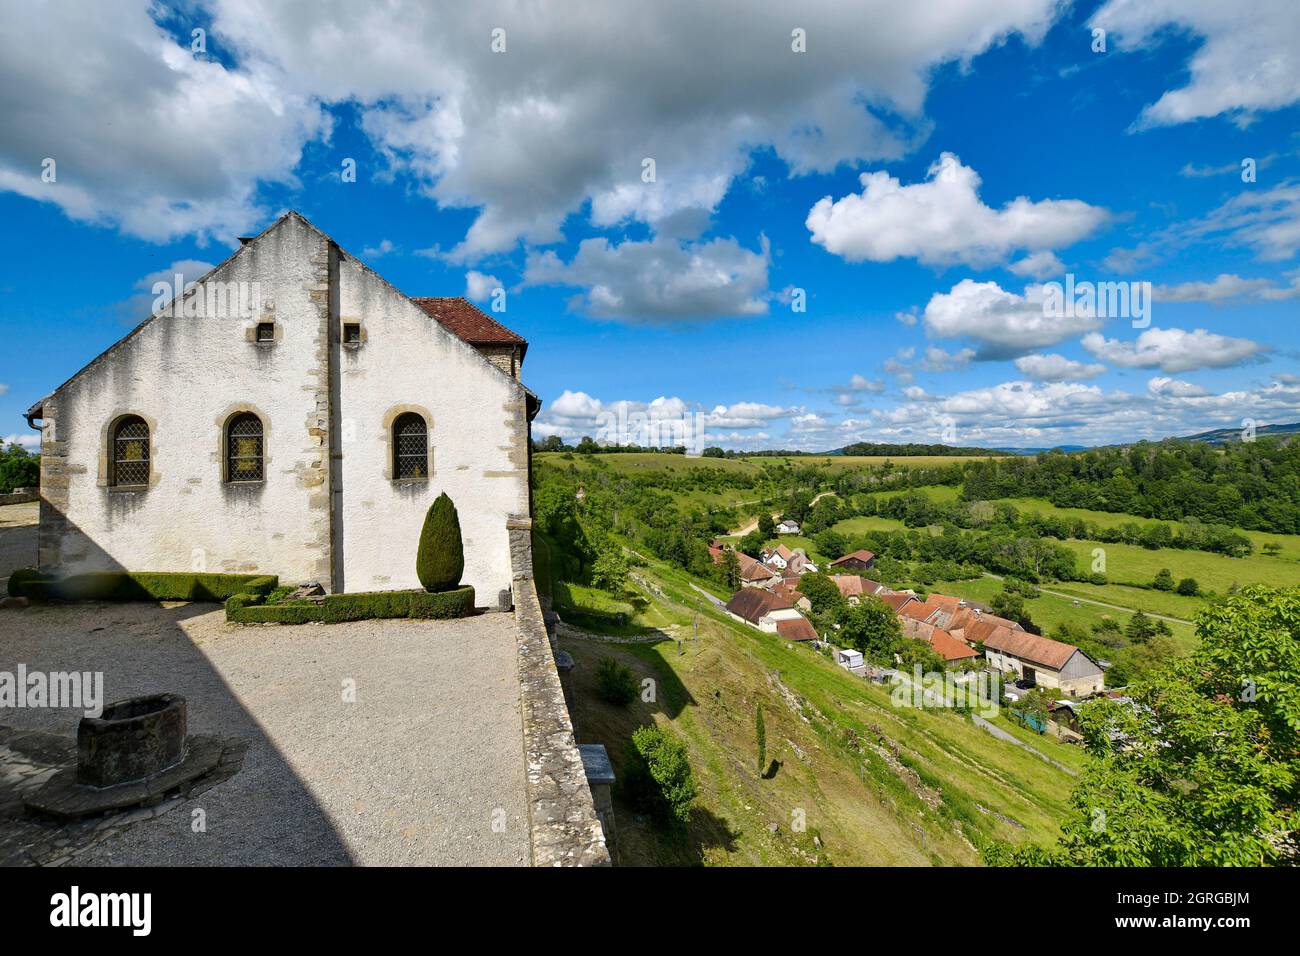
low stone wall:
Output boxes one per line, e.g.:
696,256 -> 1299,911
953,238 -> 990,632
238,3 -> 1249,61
507,515 -> 610,867
0,491 -> 37,506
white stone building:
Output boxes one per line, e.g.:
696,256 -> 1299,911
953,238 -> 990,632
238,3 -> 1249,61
25,212 -> 539,607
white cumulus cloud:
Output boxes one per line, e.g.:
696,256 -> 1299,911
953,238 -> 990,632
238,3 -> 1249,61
806,153 -> 1108,267
1082,327 -> 1266,373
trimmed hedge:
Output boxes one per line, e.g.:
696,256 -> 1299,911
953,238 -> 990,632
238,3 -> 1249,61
226,586 -> 474,624
11,570 -> 278,603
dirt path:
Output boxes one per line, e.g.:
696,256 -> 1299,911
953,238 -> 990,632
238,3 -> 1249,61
729,491 -> 837,537
981,572 -> 1193,625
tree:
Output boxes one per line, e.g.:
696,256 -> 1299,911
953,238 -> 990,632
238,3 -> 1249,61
623,725 -> 697,827
838,596 -> 903,663
986,586 -> 1300,866
1262,542 -> 1282,558
721,550 -> 741,591
755,705 -> 766,776
795,572 -> 845,615
416,493 -> 464,592
702,446 -> 725,458
758,513 -> 776,539
738,529 -> 766,557
0,443 -> 39,494
1152,568 -> 1175,591
590,547 -> 629,593
990,590 -> 1037,633
1175,577 -> 1200,596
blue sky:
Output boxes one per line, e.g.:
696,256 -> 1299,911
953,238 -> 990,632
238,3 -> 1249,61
2,0 -> 1299,452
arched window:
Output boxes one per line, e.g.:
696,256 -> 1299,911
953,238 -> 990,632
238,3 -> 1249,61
226,413 -> 264,482
394,413 -> 428,479
111,416 -> 149,487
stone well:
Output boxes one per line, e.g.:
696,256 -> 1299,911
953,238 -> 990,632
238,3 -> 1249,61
77,693 -> 186,788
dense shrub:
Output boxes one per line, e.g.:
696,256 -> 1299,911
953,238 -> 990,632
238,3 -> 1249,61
226,586 -> 474,624
13,571 -> 277,602
595,657 -> 639,707
416,493 -> 464,592
621,725 -> 697,826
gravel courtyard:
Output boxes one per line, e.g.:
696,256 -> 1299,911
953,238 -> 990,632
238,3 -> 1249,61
0,500 -> 531,866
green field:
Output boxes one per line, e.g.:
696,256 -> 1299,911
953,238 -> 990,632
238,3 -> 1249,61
1002,496 -> 1300,562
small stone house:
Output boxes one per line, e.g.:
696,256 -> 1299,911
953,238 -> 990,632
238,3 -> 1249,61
24,212 -> 539,606
982,629 -> 1104,697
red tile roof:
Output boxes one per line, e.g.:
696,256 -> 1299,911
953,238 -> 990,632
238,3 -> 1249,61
410,297 -> 527,353
982,628 -> 1082,670
830,550 -> 876,566
737,553 -> 778,582
725,589 -> 793,624
899,600 -> 942,624
879,592 -> 917,612
927,628 -> 979,662
776,617 -> 818,642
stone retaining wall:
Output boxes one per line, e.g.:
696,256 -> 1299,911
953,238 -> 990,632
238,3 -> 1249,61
0,491 -> 38,506
508,515 -> 610,866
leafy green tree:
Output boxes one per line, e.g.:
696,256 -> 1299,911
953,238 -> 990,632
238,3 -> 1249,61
738,529 -> 766,557
795,572 -> 845,615
590,547 -> 629,593
758,513 -> 776,538
989,590 -> 1037,633
838,596 -> 903,663
0,443 -> 38,494
416,493 -> 464,592
702,446 -> 725,458
1152,568 -> 1175,591
721,549 -> 741,591
813,529 -> 848,560
623,725 -> 697,827
755,704 -> 766,776
986,586 -> 1300,866
1176,577 -> 1200,596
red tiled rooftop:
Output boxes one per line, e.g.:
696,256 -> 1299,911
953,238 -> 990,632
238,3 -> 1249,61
410,297 -> 527,352
776,617 -> 818,642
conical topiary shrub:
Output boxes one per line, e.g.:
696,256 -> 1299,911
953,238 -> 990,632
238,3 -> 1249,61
416,493 -> 464,592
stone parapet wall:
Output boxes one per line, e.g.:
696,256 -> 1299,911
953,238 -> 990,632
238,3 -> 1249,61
508,515 -> 610,866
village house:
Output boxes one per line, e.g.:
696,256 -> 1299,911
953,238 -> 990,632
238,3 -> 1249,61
829,574 -> 886,605
724,589 -> 817,640
776,519 -> 800,534
23,212 -> 538,606
772,576 -> 812,611
982,629 -> 1105,697
737,552 -> 779,588
828,549 -> 875,572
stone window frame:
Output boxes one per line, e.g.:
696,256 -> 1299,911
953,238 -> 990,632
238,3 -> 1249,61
244,319 -> 281,347
382,405 -> 433,483
342,322 -> 365,348
217,405 -> 271,485
99,412 -> 158,492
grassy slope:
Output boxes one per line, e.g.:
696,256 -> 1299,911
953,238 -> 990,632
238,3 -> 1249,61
563,557 -> 1079,866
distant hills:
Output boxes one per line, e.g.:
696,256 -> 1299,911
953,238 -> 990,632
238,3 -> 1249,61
824,422 -> 1300,457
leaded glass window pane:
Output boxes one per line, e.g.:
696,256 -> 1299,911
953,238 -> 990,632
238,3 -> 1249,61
227,413 -> 264,482
394,414 -> 427,479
